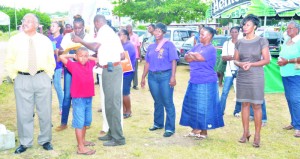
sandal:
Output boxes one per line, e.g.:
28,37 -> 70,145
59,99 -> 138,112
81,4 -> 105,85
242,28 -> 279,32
84,141 -> 95,146
123,113 -> 132,119
283,125 -> 294,130
184,132 -> 198,137
77,149 -> 96,155
294,130 -> 300,138
194,134 -> 207,140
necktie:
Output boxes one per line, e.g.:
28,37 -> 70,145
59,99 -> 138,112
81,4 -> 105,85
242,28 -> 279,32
28,38 -> 37,76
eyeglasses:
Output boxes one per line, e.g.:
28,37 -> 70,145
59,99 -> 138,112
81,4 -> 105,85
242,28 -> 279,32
287,27 -> 296,30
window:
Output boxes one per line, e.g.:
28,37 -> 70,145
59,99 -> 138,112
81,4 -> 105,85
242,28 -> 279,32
165,30 -> 171,40
173,31 -> 189,41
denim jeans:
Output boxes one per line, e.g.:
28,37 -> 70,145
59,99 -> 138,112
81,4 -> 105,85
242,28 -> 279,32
220,76 -> 234,114
72,97 -> 92,129
53,68 -> 64,110
282,76 -> 300,130
61,67 -> 72,125
148,70 -> 175,133
233,102 -> 241,115
234,100 -> 267,122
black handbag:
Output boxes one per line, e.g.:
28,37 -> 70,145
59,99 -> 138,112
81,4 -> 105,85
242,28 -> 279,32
231,70 -> 238,78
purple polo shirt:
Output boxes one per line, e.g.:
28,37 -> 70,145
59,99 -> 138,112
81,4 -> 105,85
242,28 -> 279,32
48,34 -> 63,70
122,41 -> 136,76
188,43 -> 217,84
146,41 -> 178,72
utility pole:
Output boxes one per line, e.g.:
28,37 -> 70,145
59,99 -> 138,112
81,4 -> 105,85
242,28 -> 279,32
14,0 -> 17,30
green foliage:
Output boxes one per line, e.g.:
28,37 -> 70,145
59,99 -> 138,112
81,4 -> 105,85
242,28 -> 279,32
216,27 -> 222,35
0,30 -> 18,41
0,6 -> 51,33
137,25 -> 147,30
113,0 -> 208,25
48,11 -> 68,17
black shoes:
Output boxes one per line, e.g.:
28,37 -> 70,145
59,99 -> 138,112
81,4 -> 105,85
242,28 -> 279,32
149,126 -> 163,131
42,142 -> 53,151
163,132 -> 174,137
103,140 -> 125,146
98,135 -> 112,141
14,143 -> 53,154
133,86 -> 139,90
14,145 -> 27,154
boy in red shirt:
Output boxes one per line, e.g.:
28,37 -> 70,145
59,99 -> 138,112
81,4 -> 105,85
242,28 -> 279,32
60,47 -> 97,155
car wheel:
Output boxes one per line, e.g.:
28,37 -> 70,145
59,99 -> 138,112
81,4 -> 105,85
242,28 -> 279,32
177,51 -> 181,65
142,38 -> 149,53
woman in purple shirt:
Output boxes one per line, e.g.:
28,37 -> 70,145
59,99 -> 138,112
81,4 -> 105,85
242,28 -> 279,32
179,27 -> 224,140
48,21 -> 64,114
119,29 -> 136,119
141,23 -> 178,137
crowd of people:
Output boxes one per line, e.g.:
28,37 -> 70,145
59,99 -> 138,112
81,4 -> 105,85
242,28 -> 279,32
3,12 -> 300,156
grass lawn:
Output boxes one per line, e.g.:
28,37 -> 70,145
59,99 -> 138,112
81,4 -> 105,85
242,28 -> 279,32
0,63 -> 299,159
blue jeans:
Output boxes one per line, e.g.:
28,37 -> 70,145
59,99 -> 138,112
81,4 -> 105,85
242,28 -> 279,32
282,76 -> 300,130
53,68 -> 64,110
148,70 -> 175,133
220,76 -> 234,114
234,100 -> 267,122
61,67 -> 72,125
72,97 -> 92,129
233,102 -> 241,115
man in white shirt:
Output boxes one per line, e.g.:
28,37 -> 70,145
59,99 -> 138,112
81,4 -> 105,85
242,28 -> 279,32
219,26 -> 239,115
72,15 -> 125,146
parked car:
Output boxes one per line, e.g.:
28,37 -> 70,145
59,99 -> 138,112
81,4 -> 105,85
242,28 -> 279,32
255,30 -> 284,57
178,35 -> 229,65
165,27 -> 198,49
133,30 -> 147,43
141,27 -> 198,58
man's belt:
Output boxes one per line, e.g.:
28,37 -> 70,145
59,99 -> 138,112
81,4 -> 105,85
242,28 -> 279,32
18,70 -> 44,75
98,62 -> 120,68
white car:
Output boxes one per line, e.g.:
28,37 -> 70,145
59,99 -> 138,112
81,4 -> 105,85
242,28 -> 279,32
165,27 -> 198,49
141,27 -> 198,57
133,30 -> 147,43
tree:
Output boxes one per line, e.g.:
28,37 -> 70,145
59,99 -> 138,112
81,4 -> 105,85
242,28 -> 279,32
112,0 -> 208,25
0,6 -> 51,33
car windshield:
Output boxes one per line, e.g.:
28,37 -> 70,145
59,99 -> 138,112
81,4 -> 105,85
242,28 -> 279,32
182,37 -> 194,47
212,36 -> 228,47
165,30 -> 171,40
133,30 -> 146,37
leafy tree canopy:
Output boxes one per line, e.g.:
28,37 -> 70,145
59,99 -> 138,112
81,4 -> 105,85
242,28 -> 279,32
112,0 -> 209,25
0,6 -> 51,33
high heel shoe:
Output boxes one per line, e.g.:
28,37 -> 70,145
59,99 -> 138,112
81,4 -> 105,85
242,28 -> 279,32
238,134 -> 251,143
252,137 -> 260,148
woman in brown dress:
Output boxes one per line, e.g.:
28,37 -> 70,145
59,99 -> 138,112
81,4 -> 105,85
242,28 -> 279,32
233,14 -> 270,148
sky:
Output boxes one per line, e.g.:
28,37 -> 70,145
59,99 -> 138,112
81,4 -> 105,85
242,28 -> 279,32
0,0 -> 78,13
1,0 -> 116,28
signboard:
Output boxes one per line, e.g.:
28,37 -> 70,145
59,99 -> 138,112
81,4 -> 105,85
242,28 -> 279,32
211,0 -> 251,18
207,0 -> 300,19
